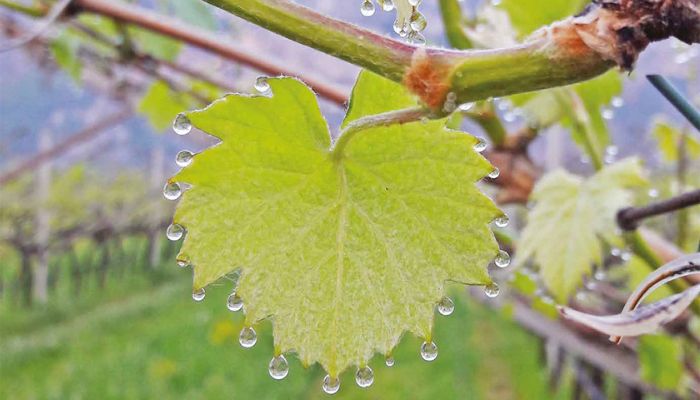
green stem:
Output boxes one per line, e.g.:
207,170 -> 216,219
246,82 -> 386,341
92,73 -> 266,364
202,0 -> 613,109
648,75 -> 700,132
437,0 -> 509,147
203,0 -> 415,81
555,90 -> 604,170
438,0 -> 473,50
332,107 -> 428,158
465,105 -> 508,146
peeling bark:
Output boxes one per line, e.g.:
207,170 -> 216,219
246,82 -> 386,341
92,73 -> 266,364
548,0 -> 700,70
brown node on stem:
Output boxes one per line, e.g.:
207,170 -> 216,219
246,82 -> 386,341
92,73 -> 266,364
544,0 -> 700,70
402,48 -> 454,110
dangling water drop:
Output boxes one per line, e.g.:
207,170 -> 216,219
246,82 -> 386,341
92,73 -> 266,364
239,326 -> 257,348
176,259 -> 190,268
355,366 -> 374,388
173,113 -> 192,135
437,296 -> 455,316
163,182 -> 182,200
322,375 -> 341,395
408,0 -> 422,5
175,150 -> 194,167
360,0 -> 375,16
473,137 -> 487,152
420,341 -> 438,361
488,168 -> 500,179
393,19 -> 408,37
381,0 -> 394,11
166,224 -> 185,241
494,250 -> 511,268
611,96 -> 624,108
227,292 -> 243,312
484,283 -> 500,298
407,31 -> 426,45
494,214 -> 509,228
269,355 -> 289,380
192,287 -> 206,302
385,355 -> 395,367
254,76 -> 271,94
409,11 -> 427,32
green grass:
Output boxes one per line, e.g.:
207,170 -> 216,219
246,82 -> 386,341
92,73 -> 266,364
0,261 -> 569,399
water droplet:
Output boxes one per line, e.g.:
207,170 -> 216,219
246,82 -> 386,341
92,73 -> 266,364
254,76 -> 271,93
605,145 -> 619,156
494,250 -> 511,268
355,366 -> 374,388
393,18 -> 408,37
494,214 -> 509,228
269,355 -> 289,380
176,259 -> 190,268
360,0 -> 375,16
385,356 -> 395,367
381,0 -> 394,11
437,297 -> 454,316
484,283 -> 500,298
594,270 -> 607,281
173,113 -> 192,135
175,150 -> 194,167
488,168 -> 500,179
611,96 -> 624,108
620,251 -> 632,262
648,188 -> 659,198
166,224 -> 185,241
239,326 -> 257,348
458,102 -> 475,112
163,182 -> 182,200
322,375 -> 340,394
407,31 -> 426,45
409,12 -> 427,32
408,0 -> 422,5
420,341 -> 438,361
611,247 -> 622,257
192,288 -> 206,302
601,107 -> 614,120
227,292 -> 243,312
473,137 -> 487,152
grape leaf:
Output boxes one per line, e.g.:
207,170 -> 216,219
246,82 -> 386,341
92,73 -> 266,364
638,335 -> 684,391
653,120 -> 700,162
516,159 -> 647,301
498,0 -> 588,37
138,81 -> 196,132
169,71 -> 501,376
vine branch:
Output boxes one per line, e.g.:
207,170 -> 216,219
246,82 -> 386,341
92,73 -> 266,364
201,0 -> 700,110
617,189 -> 700,231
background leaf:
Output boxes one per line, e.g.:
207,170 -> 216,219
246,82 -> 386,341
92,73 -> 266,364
516,159 -> 647,301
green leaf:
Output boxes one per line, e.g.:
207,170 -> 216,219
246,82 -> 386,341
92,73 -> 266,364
653,120 -> 700,162
138,81 -> 195,132
516,159 -> 647,301
50,32 -> 83,82
170,72 -> 501,376
638,335 -> 684,391
170,0 -> 217,30
498,0 -> 588,37
127,27 -> 181,62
